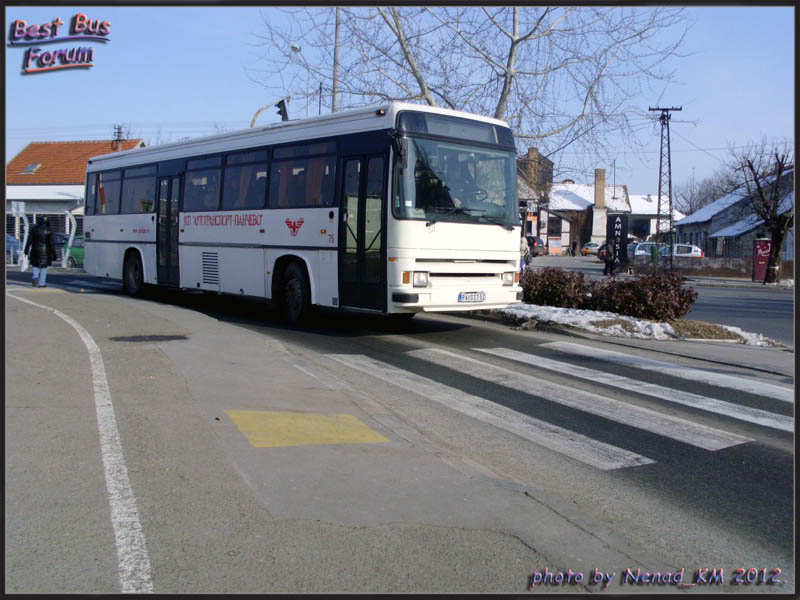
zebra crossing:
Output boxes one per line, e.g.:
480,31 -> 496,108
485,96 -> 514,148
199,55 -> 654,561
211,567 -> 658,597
325,344 -> 793,471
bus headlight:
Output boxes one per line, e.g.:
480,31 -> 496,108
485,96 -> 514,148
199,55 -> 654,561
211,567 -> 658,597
502,271 -> 515,286
413,271 -> 429,287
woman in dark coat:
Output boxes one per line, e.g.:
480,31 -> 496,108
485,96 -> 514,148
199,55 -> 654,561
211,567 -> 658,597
24,217 -> 57,287
601,240 -> 616,276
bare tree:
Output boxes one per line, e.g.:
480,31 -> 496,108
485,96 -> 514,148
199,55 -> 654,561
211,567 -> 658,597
673,179 -> 704,216
726,138 -> 794,284
250,7 -> 689,170
674,169 -> 740,216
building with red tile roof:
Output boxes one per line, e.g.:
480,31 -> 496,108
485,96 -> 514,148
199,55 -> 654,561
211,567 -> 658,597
6,139 -> 145,252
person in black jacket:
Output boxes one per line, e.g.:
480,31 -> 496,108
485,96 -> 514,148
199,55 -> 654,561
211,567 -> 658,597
24,217 -> 57,287
601,240 -> 616,276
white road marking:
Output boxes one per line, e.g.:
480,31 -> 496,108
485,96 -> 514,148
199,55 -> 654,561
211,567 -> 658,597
326,353 -> 653,471
476,347 -> 793,433
408,348 -> 752,451
8,293 -> 154,593
542,341 -> 794,404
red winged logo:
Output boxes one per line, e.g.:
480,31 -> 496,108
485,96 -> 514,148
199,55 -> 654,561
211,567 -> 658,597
285,218 -> 304,236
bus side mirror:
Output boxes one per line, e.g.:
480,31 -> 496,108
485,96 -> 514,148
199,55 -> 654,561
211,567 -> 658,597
390,131 -> 407,169
400,138 -> 407,169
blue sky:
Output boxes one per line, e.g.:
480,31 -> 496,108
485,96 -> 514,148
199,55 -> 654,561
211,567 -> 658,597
5,6 -> 794,195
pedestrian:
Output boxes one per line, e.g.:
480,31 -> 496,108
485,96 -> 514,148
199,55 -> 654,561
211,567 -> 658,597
520,235 -> 530,273
571,239 -> 578,257
23,217 -> 57,288
602,240 -> 616,276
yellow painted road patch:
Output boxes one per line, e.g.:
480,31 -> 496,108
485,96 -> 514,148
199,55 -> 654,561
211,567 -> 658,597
225,410 -> 389,448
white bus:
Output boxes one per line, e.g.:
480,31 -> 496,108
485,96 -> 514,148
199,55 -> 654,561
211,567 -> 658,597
84,102 -> 522,322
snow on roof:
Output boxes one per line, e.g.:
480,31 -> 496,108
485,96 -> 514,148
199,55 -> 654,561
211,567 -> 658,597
708,214 -> 763,238
778,190 -> 794,215
517,174 -> 537,200
676,168 -> 793,226
709,191 -> 794,238
628,194 -> 686,220
549,183 -> 629,212
674,188 -> 747,226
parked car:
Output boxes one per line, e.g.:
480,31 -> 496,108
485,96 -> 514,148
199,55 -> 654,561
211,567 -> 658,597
660,243 -> 704,258
526,235 -> 548,257
631,242 -> 666,257
581,242 -> 599,256
66,235 -> 84,267
6,233 -> 21,264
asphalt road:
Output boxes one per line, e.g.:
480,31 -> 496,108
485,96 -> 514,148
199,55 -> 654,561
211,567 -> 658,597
686,286 -> 794,346
5,270 -> 794,594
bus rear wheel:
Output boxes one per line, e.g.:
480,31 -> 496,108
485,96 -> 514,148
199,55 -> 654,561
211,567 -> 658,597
123,252 -> 144,297
280,262 -> 310,325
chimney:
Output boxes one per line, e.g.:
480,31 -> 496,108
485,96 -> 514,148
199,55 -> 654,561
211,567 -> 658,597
526,148 -> 539,184
594,168 -> 605,209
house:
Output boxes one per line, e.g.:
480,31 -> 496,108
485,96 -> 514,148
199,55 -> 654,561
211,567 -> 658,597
674,166 -> 794,260
6,139 -> 144,240
517,147 -> 553,241
547,169 -> 630,253
627,194 -> 686,242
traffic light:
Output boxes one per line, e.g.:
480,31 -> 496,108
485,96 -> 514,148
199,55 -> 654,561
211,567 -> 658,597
276,99 -> 288,121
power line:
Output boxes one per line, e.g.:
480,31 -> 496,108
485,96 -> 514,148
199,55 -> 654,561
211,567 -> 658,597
669,128 -> 726,164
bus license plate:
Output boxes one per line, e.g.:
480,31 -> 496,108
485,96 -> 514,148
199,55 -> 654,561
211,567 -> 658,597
458,291 -> 485,303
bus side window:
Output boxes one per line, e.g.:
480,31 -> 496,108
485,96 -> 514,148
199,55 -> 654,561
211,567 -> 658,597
184,169 -> 221,212
85,173 -> 97,215
288,166 -> 307,207
269,153 -> 336,209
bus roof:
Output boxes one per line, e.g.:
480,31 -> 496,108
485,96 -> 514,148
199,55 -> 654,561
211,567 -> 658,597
86,102 -> 512,171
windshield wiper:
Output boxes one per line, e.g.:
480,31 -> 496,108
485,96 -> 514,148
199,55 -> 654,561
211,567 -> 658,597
425,206 -> 486,227
425,206 -> 475,227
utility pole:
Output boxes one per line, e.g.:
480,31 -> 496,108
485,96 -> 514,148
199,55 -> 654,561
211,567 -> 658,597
112,124 -> 125,151
332,7 -> 341,112
649,105 -> 681,269
612,159 -> 616,198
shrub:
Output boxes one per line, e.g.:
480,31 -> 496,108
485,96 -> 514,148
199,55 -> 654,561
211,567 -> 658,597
521,267 -> 591,308
520,269 -> 697,321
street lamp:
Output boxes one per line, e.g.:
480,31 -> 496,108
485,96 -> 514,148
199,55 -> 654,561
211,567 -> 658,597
290,44 -> 309,118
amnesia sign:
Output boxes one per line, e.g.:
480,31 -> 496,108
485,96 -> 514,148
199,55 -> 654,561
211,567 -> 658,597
8,13 -> 111,74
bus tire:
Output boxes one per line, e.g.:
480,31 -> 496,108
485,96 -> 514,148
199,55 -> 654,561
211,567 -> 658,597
123,251 -> 144,297
67,256 -> 77,268
280,262 -> 310,325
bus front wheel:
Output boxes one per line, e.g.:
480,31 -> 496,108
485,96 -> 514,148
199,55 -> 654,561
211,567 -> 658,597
280,262 -> 310,325
123,252 -> 144,297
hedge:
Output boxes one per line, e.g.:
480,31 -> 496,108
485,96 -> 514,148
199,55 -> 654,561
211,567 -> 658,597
520,268 -> 697,321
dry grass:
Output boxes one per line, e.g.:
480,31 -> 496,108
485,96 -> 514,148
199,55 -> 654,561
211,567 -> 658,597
667,319 -> 743,341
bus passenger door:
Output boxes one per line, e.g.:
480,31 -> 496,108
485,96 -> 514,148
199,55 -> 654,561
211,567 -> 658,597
339,155 -> 386,311
157,177 -> 180,286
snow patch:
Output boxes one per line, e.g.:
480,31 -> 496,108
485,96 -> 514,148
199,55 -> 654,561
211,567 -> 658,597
498,303 -> 777,346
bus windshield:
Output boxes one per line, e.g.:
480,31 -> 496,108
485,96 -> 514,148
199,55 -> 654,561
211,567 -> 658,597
394,137 -> 517,228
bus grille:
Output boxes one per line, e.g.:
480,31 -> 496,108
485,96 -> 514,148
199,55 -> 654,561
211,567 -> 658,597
202,252 -> 219,285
